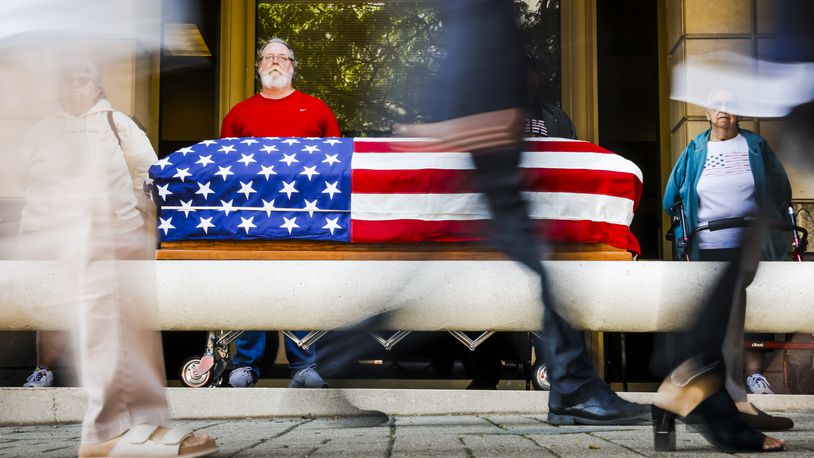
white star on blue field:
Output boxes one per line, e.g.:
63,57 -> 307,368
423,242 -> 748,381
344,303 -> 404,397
146,137 -> 352,241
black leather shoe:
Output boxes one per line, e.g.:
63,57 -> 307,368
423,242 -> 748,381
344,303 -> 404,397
548,392 -> 650,425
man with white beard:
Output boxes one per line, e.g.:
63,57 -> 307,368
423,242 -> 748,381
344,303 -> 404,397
219,38 -> 339,389
220,38 -> 340,138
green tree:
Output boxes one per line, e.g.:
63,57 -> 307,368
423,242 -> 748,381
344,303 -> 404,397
256,1 -> 559,136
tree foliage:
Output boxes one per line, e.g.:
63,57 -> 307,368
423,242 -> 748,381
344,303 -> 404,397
256,1 -> 560,136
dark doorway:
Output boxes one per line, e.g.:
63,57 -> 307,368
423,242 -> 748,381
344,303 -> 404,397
596,0 -> 661,387
158,0 -> 221,157
158,0 -> 221,380
597,0 -> 661,259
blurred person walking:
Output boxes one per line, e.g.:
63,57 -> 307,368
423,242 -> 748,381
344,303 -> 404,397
663,91 -> 794,432
655,93 -> 788,451
656,0 -> 814,450
17,60 -> 216,457
465,54 -> 577,391
396,0 -> 648,425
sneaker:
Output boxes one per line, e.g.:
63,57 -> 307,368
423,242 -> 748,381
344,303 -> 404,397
228,366 -> 257,388
23,367 -> 53,388
746,373 -> 774,394
288,365 -> 328,388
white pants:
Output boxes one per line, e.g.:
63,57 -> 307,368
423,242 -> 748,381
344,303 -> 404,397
76,228 -> 169,444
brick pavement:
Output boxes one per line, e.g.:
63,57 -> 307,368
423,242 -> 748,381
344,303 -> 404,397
2,413 -> 814,457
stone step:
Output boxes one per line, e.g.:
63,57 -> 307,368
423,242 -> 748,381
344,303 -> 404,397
3,387 -> 813,425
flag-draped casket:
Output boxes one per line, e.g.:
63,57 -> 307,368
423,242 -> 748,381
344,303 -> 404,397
146,137 -> 643,255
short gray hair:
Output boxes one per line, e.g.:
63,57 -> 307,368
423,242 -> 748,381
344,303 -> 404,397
256,37 -> 298,77
60,59 -> 106,100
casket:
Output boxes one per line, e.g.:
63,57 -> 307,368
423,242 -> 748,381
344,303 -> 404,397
147,137 -> 642,261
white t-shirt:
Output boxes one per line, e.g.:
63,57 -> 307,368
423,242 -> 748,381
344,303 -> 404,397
696,134 -> 756,249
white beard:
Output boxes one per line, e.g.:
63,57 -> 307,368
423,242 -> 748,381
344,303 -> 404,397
260,71 -> 292,90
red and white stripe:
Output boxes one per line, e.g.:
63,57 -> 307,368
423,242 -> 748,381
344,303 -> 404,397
350,137 -> 643,254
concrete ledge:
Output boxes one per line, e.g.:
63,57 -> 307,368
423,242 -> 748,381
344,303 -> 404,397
2,387 -> 813,425
2,260 -> 814,332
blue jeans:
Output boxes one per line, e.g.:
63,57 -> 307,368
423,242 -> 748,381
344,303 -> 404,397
233,331 -> 316,380
448,0 -> 602,409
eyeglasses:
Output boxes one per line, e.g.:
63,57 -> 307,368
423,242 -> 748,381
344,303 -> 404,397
707,101 -> 736,113
260,54 -> 294,63
61,76 -> 93,87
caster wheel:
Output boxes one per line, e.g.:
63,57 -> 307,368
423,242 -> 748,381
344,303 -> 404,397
532,363 -> 550,391
180,356 -> 212,388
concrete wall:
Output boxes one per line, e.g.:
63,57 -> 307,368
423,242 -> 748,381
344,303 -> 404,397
2,260 -> 813,333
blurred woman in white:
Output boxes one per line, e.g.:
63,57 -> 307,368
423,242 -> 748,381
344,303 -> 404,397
17,60 -> 216,457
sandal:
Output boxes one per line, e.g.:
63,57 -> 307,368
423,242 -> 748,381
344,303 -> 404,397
653,390 -> 783,452
78,424 -> 218,457
740,404 -> 795,431
653,366 -> 784,453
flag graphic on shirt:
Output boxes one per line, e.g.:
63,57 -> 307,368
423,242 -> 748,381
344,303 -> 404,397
146,137 -> 643,254
524,118 -> 548,137
703,151 -> 751,176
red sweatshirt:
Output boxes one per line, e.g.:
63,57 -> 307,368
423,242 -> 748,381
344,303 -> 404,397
220,91 -> 341,138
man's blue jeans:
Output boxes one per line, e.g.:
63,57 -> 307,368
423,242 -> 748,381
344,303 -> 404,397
233,331 -> 316,380
446,0 -> 602,409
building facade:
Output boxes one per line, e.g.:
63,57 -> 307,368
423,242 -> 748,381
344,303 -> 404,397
0,0 -> 809,387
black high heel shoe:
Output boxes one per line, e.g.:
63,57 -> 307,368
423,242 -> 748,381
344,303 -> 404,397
652,405 -> 676,451
652,390 -> 783,452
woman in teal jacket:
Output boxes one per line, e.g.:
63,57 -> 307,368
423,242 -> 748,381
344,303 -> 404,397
664,129 -> 791,261
660,103 -> 793,446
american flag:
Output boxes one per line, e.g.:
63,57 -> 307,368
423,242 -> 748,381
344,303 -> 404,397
147,137 -> 642,254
